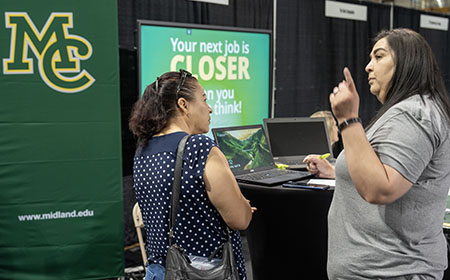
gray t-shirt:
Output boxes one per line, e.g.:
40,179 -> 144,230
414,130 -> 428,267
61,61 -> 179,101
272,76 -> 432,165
328,95 -> 450,280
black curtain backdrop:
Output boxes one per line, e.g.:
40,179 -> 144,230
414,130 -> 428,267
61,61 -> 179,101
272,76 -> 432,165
394,6 -> 450,91
118,0 -> 273,50
118,0 -> 450,176
275,0 -> 390,125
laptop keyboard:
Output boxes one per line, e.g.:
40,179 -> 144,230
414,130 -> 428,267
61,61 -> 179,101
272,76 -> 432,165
281,159 -> 302,165
240,169 -> 301,180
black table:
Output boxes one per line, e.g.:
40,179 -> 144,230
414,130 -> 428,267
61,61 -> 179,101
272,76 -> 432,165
239,182 -> 334,280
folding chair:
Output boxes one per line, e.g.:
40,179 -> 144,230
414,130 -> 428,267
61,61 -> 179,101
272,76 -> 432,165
132,203 -> 148,266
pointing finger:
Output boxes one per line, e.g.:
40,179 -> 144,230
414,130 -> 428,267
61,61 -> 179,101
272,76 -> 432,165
343,67 -> 354,88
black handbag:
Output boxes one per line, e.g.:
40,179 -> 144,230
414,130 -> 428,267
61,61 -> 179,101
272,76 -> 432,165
164,134 -> 240,280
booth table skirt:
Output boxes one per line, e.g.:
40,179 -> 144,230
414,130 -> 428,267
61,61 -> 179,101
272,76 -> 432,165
239,183 -> 333,280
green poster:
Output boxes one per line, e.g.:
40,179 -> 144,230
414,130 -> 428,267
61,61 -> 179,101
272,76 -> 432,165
139,23 -> 271,138
0,1 -> 124,279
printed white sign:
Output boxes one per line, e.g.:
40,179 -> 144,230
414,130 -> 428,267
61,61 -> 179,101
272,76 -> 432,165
325,0 -> 367,22
420,14 -> 448,31
191,0 -> 229,5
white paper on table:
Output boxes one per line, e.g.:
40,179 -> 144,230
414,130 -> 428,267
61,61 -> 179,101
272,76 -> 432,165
307,179 -> 336,187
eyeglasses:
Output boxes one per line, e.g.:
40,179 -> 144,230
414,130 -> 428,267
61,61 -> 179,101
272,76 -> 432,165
175,69 -> 192,98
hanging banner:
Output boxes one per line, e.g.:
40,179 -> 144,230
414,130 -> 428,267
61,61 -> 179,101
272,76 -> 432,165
0,0 -> 124,279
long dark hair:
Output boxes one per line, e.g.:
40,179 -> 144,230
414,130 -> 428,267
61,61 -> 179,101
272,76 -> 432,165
366,28 -> 450,130
129,71 -> 198,146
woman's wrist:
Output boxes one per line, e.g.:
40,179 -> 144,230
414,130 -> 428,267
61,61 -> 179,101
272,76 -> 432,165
338,117 -> 362,132
324,166 -> 336,179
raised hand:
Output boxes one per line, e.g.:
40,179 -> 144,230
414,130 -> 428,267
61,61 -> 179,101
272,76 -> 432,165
329,67 -> 360,123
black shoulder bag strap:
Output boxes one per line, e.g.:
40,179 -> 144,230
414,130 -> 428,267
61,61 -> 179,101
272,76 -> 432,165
168,134 -> 191,246
167,134 -> 232,250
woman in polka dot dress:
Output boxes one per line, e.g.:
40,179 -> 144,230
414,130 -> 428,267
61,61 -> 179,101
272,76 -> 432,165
129,70 -> 255,280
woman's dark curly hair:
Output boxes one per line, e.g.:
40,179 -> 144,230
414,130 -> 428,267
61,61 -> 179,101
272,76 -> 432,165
129,71 -> 198,146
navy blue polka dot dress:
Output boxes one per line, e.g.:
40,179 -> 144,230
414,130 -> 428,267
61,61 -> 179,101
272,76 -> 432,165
133,132 -> 247,279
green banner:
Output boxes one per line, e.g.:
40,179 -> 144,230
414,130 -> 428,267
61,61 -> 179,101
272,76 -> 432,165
0,1 -> 124,279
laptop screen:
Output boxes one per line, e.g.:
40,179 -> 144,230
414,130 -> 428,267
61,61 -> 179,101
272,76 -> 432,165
264,118 -> 333,158
212,125 -> 275,174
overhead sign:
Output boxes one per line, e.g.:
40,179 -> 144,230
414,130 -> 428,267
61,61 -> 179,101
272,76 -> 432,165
191,0 -> 229,5
325,0 -> 367,22
420,14 -> 449,31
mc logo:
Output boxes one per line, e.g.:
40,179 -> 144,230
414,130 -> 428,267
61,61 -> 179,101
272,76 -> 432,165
2,12 -> 95,93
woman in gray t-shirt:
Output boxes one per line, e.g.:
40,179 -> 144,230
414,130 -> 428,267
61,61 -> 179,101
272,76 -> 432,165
305,29 -> 450,279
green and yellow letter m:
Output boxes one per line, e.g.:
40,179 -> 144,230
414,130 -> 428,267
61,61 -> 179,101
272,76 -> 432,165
3,12 -> 95,93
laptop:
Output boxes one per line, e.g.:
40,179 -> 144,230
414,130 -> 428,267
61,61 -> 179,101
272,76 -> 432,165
263,117 -> 335,169
212,124 -> 311,185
